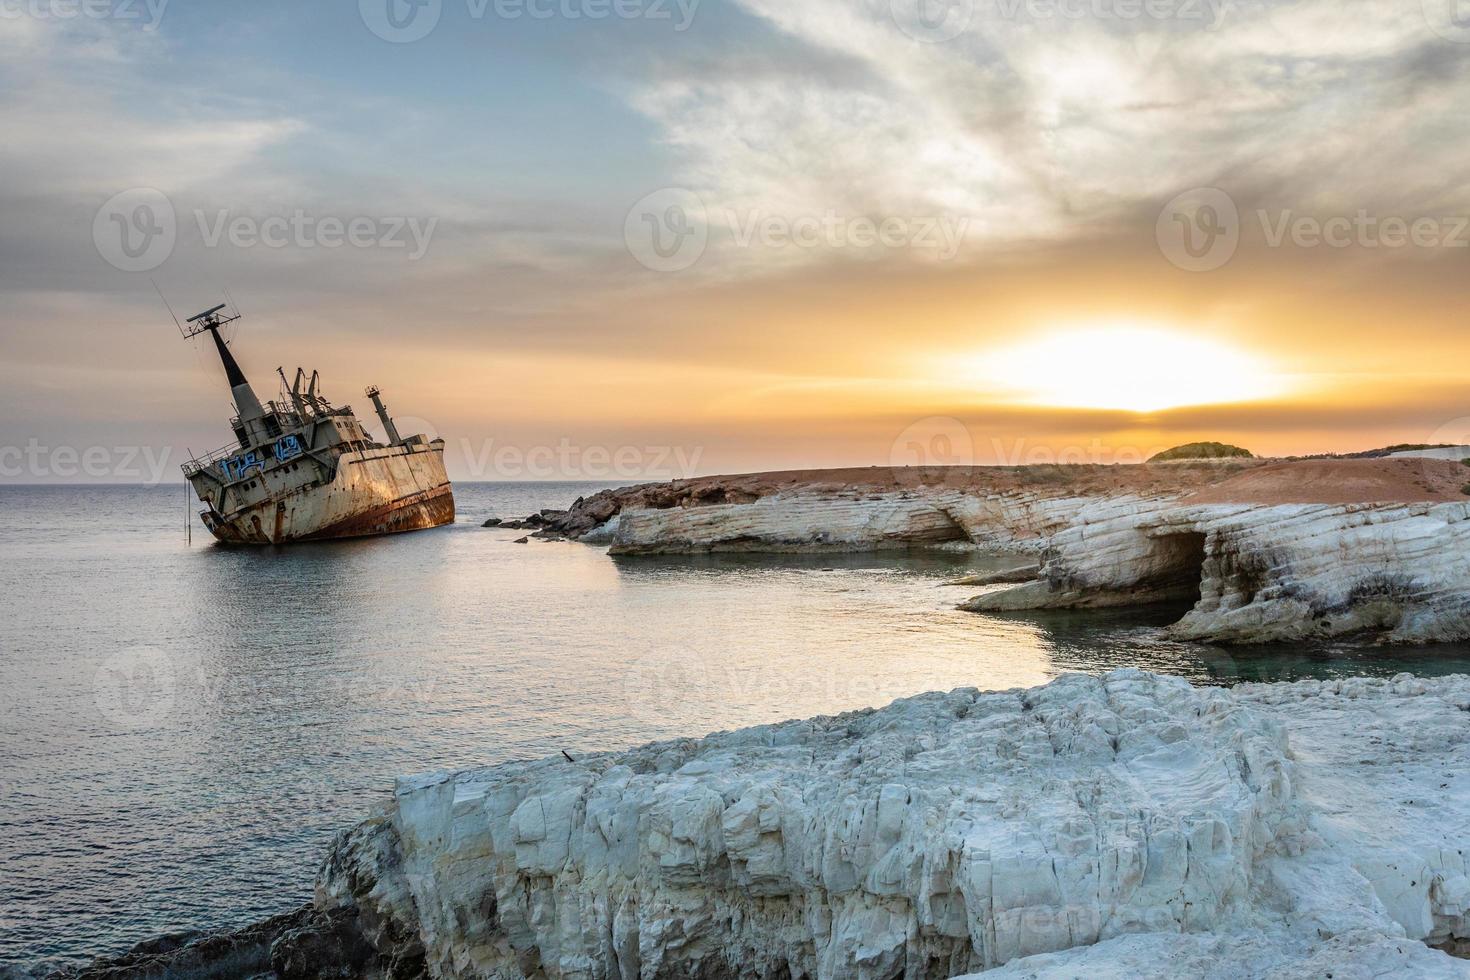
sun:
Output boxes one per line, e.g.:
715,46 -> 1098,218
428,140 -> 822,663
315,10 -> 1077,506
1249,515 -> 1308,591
972,324 -> 1284,414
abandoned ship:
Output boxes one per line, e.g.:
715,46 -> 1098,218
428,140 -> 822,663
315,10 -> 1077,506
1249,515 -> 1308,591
180,304 -> 454,544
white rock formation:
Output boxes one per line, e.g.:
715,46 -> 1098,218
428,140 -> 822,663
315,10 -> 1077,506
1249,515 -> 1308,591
977,672 -> 1470,979
964,500 -> 1470,644
602,482 -> 1470,643
313,670 -> 1470,979
972,930 -> 1468,979
608,489 -> 1145,557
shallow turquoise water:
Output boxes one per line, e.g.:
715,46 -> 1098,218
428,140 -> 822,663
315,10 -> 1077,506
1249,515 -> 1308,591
3,482 -> 1469,969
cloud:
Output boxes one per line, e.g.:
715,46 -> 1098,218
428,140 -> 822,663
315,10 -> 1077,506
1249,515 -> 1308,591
625,0 -> 1470,271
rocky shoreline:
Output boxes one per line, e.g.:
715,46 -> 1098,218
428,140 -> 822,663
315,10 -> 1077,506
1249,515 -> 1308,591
494,458 -> 1470,645
47,669 -> 1470,978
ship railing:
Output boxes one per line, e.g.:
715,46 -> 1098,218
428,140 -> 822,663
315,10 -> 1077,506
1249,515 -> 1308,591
182,442 -> 246,478
227,402 -> 307,434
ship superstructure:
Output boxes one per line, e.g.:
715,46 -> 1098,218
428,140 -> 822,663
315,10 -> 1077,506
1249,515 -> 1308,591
180,304 -> 454,544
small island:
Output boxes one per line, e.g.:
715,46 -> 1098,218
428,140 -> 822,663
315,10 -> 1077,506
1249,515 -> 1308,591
1147,441 -> 1255,463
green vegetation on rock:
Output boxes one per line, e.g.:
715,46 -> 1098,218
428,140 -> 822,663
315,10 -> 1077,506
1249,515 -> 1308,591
1148,442 -> 1255,463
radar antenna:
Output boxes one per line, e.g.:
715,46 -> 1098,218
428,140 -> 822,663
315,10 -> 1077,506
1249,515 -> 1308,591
181,303 -> 241,339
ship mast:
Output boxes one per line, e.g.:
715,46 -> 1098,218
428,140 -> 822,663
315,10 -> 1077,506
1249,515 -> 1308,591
183,304 -> 268,439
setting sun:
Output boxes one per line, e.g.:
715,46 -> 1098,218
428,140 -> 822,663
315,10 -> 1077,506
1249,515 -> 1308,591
972,325 -> 1287,414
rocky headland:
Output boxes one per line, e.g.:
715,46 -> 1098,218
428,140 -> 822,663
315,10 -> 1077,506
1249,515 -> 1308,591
513,457 -> 1470,644
54,669 -> 1470,979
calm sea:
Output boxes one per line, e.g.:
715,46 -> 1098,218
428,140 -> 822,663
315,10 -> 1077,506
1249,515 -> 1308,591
5,482 -> 1470,970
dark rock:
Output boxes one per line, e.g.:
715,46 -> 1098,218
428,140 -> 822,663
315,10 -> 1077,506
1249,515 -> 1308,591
270,908 -> 376,979
514,537 -> 530,544
481,518 -> 502,528
41,906 -> 313,980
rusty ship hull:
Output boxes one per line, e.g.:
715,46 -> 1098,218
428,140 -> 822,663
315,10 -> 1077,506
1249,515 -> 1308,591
179,303 -> 455,547
201,442 -> 454,545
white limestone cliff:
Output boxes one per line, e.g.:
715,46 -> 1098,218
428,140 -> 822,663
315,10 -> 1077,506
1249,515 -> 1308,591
606,488 -> 1106,557
577,474 -> 1470,644
961,499 -> 1470,644
312,670 -> 1470,979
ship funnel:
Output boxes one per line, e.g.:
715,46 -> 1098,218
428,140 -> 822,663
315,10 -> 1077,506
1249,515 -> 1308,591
183,304 -> 265,425
366,385 -> 403,446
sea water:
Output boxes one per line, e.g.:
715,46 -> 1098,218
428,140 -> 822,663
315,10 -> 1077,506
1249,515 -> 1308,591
5,482 -> 1469,969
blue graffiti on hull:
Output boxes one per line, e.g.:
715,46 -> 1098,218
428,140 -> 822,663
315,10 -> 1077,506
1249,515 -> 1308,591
217,436 -> 304,482
218,451 -> 266,482
274,434 -> 303,463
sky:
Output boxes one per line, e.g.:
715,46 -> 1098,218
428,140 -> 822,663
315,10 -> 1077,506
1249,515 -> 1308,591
3,0 -> 1470,483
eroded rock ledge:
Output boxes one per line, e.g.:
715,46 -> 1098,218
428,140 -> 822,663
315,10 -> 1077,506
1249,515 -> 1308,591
529,459 -> 1470,644
49,670 -> 1470,979
282,670 -> 1470,979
